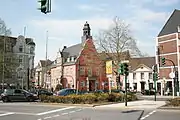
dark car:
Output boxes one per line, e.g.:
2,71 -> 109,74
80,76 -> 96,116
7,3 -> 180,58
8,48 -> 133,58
56,88 -> 76,96
30,89 -> 53,96
1,89 -> 38,102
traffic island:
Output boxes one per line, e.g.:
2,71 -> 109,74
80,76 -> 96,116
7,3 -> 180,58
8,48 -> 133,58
158,97 -> 180,110
37,93 -> 138,107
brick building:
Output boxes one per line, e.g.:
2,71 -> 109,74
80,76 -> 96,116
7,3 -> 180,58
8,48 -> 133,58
156,9 -> 180,95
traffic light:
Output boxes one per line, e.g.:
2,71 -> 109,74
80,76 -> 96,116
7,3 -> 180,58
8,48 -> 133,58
124,63 -> 129,76
161,57 -> 166,65
38,0 -> 51,14
118,63 -> 124,75
153,73 -> 159,81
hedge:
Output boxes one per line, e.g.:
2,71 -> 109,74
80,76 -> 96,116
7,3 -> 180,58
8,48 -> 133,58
40,93 -> 138,104
166,97 -> 180,106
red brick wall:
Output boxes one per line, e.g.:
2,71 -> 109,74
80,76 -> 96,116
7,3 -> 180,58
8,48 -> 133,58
159,68 -> 172,79
158,34 -> 176,42
159,40 -> 177,54
76,39 -> 107,91
157,34 -> 178,79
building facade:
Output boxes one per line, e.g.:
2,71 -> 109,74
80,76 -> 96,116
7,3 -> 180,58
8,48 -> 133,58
0,35 -> 35,89
156,9 -> 180,95
35,59 -> 52,88
48,22 -> 107,91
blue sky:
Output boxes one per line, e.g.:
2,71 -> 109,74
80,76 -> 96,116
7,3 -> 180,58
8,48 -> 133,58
0,0 -> 179,65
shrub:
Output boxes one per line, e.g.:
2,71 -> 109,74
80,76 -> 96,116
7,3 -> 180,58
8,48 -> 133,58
107,93 -> 122,102
166,98 -> 180,106
39,92 -> 137,104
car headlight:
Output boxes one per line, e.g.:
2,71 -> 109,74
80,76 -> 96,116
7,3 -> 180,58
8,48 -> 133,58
33,94 -> 37,97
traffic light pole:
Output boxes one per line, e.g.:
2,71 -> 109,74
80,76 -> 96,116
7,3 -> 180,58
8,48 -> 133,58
125,74 -> 128,106
163,58 -> 178,95
153,72 -> 157,101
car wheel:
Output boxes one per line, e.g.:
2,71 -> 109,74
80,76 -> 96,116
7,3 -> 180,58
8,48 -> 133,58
2,97 -> 9,102
27,97 -> 34,102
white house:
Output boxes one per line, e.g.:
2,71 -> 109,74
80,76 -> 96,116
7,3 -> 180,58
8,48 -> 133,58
123,57 -> 156,92
13,35 -> 36,89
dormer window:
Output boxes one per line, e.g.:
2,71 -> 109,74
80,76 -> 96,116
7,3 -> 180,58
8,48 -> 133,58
67,58 -> 70,62
71,56 -> 74,61
19,45 -> 23,52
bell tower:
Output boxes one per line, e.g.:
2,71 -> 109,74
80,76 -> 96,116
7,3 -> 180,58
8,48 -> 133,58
81,21 -> 92,43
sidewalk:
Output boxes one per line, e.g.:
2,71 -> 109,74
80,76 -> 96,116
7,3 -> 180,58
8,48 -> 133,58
95,100 -> 166,109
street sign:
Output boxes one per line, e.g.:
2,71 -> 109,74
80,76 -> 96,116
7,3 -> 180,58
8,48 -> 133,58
169,72 -> 175,78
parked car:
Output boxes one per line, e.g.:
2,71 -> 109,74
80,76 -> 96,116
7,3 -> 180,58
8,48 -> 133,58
55,88 -> 76,96
30,89 -> 53,96
1,89 -> 38,102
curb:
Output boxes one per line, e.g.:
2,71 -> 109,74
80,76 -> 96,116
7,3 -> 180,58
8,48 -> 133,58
30,102 -> 124,107
158,106 -> 180,110
30,102 -> 95,107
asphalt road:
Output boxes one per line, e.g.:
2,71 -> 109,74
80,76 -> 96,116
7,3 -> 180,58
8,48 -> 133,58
141,109 -> 180,120
0,102 -> 179,120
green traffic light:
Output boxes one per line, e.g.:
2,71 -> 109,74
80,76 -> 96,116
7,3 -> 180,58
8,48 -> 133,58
120,64 -> 124,75
161,57 -> 166,65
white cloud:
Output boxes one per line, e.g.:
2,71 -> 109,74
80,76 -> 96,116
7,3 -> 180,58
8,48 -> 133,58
153,0 -> 179,6
77,4 -> 106,12
127,0 -> 179,7
28,17 -> 113,64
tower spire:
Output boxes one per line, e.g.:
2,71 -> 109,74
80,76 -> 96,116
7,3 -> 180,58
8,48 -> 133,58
81,21 -> 92,43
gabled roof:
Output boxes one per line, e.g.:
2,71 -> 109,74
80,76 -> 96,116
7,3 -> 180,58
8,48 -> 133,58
158,9 -> 180,37
63,43 -> 82,59
132,64 -> 152,71
129,57 -> 155,71
39,59 -> 53,67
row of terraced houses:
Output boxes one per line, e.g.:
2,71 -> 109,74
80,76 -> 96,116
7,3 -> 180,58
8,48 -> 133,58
34,9 -> 180,95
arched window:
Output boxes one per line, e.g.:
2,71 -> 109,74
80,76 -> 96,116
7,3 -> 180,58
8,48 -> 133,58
30,47 -> 34,54
19,45 -> 23,52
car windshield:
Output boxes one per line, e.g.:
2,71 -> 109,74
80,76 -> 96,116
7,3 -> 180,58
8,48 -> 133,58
57,89 -> 67,95
4,89 -> 14,94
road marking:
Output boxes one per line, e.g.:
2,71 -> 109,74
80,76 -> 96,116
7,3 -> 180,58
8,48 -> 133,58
76,109 -> 82,112
61,112 -> 68,115
52,114 -> 59,117
0,112 -> 14,117
69,110 -> 76,113
140,110 -> 156,120
43,116 -> 52,119
36,107 -> 75,115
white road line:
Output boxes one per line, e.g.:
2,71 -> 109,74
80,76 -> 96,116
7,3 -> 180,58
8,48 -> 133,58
36,107 -> 75,115
44,116 -> 52,119
52,114 -> 59,117
140,110 -> 156,120
0,112 -> 14,117
69,111 -> 76,113
61,112 -> 68,115
76,109 -> 82,112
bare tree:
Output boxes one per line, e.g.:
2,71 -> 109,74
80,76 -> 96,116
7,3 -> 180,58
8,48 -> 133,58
95,17 -> 143,69
0,18 -> 11,36
0,18 -> 18,85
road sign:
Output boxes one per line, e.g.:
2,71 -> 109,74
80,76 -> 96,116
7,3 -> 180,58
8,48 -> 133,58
169,72 -> 175,79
